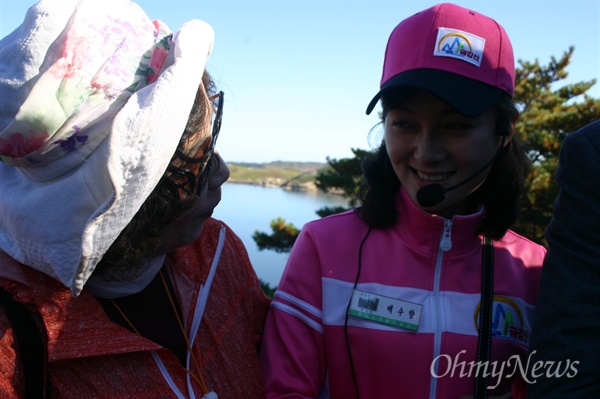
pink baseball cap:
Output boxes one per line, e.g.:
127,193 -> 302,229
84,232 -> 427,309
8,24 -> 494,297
366,3 -> 515,116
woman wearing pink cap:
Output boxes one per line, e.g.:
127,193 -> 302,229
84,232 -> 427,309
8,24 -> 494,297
260,3 -> 545,399
0,0 -> 269,397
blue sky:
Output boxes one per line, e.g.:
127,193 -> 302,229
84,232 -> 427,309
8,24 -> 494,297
1,1 -> 599,163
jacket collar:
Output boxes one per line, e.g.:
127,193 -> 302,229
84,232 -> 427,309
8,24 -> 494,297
394,187 -> 485,254
20,265 -> 162,363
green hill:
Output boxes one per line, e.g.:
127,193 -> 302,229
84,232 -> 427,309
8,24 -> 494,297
227,161 -> 327,190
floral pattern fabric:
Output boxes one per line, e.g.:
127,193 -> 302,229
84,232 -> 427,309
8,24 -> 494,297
0,0 -> 171,167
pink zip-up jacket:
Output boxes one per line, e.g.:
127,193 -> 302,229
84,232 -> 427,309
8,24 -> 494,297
260,188 -> 545,399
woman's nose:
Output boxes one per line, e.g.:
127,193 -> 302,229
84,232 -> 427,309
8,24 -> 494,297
208,152 -> 230,190
414,131 -> 445,163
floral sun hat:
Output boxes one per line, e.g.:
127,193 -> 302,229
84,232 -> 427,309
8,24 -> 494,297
0,0 -> 215,295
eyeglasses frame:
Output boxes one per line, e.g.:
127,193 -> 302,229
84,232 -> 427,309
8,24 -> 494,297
162,90 -> 224,198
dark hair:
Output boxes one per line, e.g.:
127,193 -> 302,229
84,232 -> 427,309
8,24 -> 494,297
358,94 -> 529,240
93,71 -> 217,279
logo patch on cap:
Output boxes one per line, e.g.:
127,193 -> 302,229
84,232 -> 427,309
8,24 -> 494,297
433,27 -> 485,67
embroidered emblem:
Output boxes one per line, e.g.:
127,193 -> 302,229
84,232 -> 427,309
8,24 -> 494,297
474,296 -> 530,344
434,27 -> 485,67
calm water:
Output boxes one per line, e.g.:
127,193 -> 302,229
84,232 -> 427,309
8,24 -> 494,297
212,182 -> 349,287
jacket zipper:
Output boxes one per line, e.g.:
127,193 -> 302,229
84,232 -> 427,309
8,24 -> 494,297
429,219 -> 453,399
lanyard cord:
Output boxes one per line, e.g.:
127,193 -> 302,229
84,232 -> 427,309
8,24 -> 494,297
344,226 -> 372,399
343,230 -> 495,399
474,234 -> 495,399
110,269 -> 208,394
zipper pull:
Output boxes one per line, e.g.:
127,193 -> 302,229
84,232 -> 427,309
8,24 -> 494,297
440,219 -> 453,252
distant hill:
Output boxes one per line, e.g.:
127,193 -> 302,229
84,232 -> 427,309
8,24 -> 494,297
227,161 -> 328,192
230,161 -> 326,172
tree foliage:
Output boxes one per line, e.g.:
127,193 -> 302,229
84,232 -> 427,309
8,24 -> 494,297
260,279 -> 277,298
252,217 -> 299,254
511,46 -> 600,242
253,47 -> 600,261
315,148 -> 374,207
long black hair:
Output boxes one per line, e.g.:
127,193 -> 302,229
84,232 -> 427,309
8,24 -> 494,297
358,94 -> 530,240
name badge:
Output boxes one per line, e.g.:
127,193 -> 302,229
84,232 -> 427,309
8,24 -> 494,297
348,289 -> 423,331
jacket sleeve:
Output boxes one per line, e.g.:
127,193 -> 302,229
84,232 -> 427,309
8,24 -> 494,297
260,226 -> 327,398
0,303 -> 24,398
527,122 -> 600,398
225,224 -> 272,352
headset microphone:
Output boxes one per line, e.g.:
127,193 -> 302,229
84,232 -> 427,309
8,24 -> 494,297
416,135 -> 507,208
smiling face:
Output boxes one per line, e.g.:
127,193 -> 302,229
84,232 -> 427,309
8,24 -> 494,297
154,153 -> 230,254
384,90 -> 506,218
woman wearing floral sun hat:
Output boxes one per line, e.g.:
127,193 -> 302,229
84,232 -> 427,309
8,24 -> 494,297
0,0 -> 269,397
260,3 -> 545,399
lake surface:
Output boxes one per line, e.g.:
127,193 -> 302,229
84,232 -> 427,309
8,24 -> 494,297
212,182 -> 349,287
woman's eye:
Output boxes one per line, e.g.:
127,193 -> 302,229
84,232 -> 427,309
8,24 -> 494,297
391,120 -> 415,130
445,122 -> 473,131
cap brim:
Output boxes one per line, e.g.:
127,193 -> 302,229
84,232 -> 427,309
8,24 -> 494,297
366,69 -> 504,117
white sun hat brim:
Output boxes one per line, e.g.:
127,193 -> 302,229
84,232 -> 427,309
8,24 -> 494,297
0,0 -> 215,295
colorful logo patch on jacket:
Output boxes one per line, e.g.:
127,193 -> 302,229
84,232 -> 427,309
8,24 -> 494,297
473,296 -> 530,345
433,27 -> 485,67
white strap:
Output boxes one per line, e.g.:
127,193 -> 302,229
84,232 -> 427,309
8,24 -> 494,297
152,225 -> 226,399
151,351 -> 187,399
189,225 -> 226,345
186,225 -> 227,397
